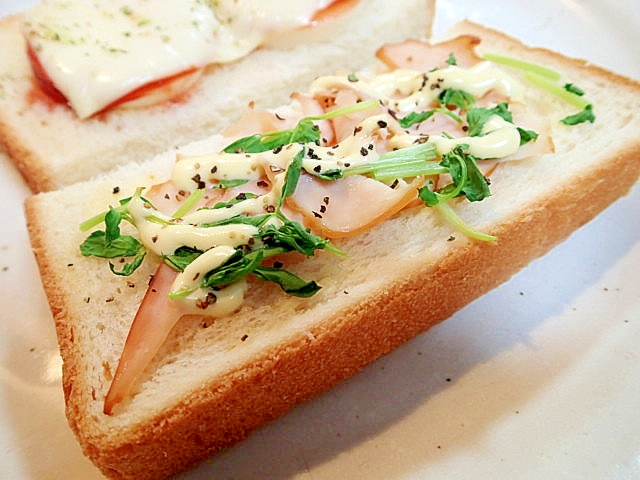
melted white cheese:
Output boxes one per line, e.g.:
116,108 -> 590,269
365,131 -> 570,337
23,0 -> 335,118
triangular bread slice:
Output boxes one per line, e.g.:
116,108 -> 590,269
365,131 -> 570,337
25,20 -> 640,480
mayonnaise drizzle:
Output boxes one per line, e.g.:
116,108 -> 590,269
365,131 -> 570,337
310,61 -> 523,112
125,58 -> 529,313
127,196 -> 259,256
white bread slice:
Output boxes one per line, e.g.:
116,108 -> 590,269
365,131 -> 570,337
0,0 -> 434,193
24,20 -> 640,480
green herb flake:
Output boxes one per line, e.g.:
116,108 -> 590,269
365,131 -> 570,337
563,83 -> 585,96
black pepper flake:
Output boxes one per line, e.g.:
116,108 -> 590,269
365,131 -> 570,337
312,211 -> 322,218
323,196 -> 330,205
377,120 -> 388,129
360,147 -> 369,156
353,126 -> 363,136
273,261 -> 284,269
196,292 -> 217,309
241,334 -> 248,342
112,186 -> 120,194
67,263 -> 74,267
265,205 -> 276,213
257,180 -> 269,188
105,296 -> 114,303
275,113 -> 285,121
344,162 -> 350,167
210,165 -> 218,174
389,179 -> 399,189
307,148 -> 320,160
447,235 -> 456,242
462,125 -> 469,132
313,165 -> 322,173
151,235 -> 158,243
273,145 -> 283,154
319,205 -> 327,213
191,174 -> 205,189
164,193 -> 170,200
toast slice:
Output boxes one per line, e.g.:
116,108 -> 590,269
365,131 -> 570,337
25,20 -> 640,480
0,0 -> 434,193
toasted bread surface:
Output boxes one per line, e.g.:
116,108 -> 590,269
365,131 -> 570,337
25,21 -> 640,480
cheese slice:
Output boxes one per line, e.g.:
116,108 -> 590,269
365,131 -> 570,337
22,0 -> 335,119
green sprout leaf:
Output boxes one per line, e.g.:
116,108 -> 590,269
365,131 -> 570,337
560,104 -> 595,125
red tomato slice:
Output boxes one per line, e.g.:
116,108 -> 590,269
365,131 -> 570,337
27,43 -> 68,105
26,42 -> 201,117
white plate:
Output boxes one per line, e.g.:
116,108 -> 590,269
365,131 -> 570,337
0,1 -> 638,479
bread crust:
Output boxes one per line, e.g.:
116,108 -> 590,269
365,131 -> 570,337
24,21 -> 640,480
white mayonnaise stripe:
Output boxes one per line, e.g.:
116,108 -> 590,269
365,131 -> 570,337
127,196 -> 259,257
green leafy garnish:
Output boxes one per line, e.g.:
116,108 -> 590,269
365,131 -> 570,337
438,88 -> 476,111
523,71 -> 590,109
202,249 -> 266,290
79,206 -> 146,276
211,192 -> 258,210
517,127 -> 539,145
483,53 -> 596,126
563,83 -> 585,96
223,99 -> 379,154
482,52 -> 562,81
416,146 -> 495,242
399,110 -> 437,128
213,179 -> 249,189
560,104 -> 595,125
446,53 -> 457,66
163,246 -> 202,272
172,188 -> 205,219
278,148 -> 304,208
252,266 -> 320,297
466,103 -> 538,145
344,142 -> 443,180
466,103 -> 512,136
418,145 -> 490,205
434,201 -> 497,242
399,89 -> 475,128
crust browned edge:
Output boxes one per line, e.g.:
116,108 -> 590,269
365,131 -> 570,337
24,21 -> 640,480
0,15 -> 56,193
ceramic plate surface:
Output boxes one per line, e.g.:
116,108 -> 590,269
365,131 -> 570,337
0,0 -> 638,478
